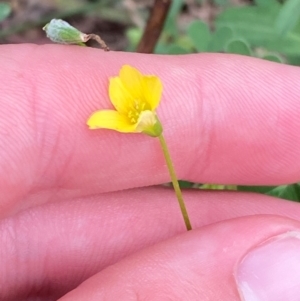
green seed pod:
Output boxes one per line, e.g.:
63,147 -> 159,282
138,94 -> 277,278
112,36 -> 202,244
43,19 -> 87,46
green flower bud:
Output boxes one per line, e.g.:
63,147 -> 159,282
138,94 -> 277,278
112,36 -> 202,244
137,112 -> 163,137
43,19 -> 87,46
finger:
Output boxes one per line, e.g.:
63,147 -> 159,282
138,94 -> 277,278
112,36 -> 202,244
58,216 -> 300,301
2,187 -> 300,300
2,45 -> 300,217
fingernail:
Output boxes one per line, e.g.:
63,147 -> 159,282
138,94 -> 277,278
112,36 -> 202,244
236,231 -> 300,301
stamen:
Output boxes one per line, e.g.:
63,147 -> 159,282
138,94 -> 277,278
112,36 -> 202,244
127,100 -> 149,124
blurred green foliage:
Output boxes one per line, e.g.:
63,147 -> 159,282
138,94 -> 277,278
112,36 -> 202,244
127,0 -> 300,201
0,3 -> 11,22
238,184 -> 300,202
126,0 -> 300,67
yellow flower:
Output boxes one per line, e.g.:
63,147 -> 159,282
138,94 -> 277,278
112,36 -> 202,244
87,65 -> 163,137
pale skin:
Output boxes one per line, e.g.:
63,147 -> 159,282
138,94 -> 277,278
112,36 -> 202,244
1,44 -> 300,300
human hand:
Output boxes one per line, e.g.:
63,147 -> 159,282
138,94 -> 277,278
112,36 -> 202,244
1,44 -> 300,301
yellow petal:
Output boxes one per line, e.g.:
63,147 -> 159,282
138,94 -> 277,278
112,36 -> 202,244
118,65 -> 163,110
119,65 -> 144,101
142,76 -> 163,110
109,77 -> 135,114
87,110 -> 136,133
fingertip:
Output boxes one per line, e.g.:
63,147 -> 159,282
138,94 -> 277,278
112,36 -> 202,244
58,216 -> 300,301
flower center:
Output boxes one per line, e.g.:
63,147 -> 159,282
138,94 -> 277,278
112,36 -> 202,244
127,100 -> 147,124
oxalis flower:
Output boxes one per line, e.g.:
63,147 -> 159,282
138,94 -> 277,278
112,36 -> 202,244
87,65 -> 163,137
87,64 -> 192,231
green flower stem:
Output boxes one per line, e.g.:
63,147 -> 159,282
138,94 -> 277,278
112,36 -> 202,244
158,134 -> 192,231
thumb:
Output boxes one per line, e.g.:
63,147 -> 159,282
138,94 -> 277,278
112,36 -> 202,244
58,216 -> 300,300
237,230 -> 300,300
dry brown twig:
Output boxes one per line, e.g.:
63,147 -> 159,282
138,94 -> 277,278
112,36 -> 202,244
137,0 -> 172,53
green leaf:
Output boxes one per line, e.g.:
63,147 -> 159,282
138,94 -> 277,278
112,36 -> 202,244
286,55 -> 300,66
213,0 -> 230,6
275,0 -> 300,35
238,184 -> 300,202
166,44 -> 189,54
187,20 -> 211,52
125,27 -> 143,51
237,186 -> 277,194
225,39 -> 252,56
254,0 -> 279,7
262,54 -> 284,63
155,41 -> 170,54
176,35 -> 195,51
178,181 -> 194,188
0,3 -> 11,22
267,184 -> 300,202
207,26 -> 234,52
163,0 -> 183,37
215,5 -> 300,56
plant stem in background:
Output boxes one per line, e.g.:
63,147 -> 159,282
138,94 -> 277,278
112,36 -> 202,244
158,134 -> 192,231
137,0 -> 172,53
